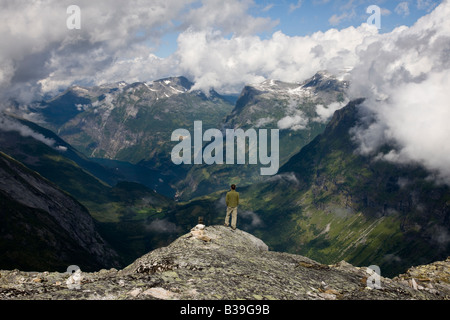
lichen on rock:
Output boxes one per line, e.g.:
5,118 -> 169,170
0,225 -> 448,300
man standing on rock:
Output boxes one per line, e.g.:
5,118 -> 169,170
224,184 -> 239,230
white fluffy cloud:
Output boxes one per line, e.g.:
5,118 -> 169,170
0,0 -> 378,98
348,0 -> 450,184
315,101 -> 349,123
0,0 -> 281,101
277,98 -> 309,130
278,114 -> 308,131
0,115 -> 55,147
0,0 -> 194,102
183,0 -> 276,35
175,25 -> 378,93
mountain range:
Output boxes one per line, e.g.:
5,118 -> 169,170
0,72 -> 448,282
177,71 -> 348,200
27,72 -> 348,201
33,76 -> 234,198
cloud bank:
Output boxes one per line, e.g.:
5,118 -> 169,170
0,116 -> 55,147
0,0 -> 378,100
0,0 -> 193,102
348,0 -> 450,184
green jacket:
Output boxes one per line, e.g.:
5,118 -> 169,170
226,189 -> 239,207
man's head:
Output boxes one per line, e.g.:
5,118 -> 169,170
231,184 -> 236,190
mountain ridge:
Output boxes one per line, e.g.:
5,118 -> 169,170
175,71 -> 348,200
0,151 -> 120,272
26,72 -> 350,201
241,98 -> 450,277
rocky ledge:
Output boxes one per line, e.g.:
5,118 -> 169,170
0,225 -> 449,300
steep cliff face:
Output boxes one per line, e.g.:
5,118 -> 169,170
0,152 -> 120,272
0,117 -> 176,266
0,225 -> 448,300
241,99 -> 450,277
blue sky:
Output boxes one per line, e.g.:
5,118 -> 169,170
264,0 -> 438,33
155,0 -> 442,57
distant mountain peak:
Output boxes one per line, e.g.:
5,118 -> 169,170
245,71 -> 348,98
106,76 -> 195,100
52,76 -> 196,103
229,71 -> 348,125
302,71 -> 349,91
152,76 -> 194,91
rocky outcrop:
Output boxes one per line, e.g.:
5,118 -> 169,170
0,225 -> 448,300
0,152 -> 120,271
393,257 -> 450,295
